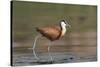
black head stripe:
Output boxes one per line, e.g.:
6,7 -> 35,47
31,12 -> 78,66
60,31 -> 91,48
61,20 -> 66,24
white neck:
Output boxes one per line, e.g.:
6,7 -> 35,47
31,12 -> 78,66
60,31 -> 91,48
61,24 -> 66,37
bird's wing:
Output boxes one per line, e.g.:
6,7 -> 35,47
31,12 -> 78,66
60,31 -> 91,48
36,26 -> 61,41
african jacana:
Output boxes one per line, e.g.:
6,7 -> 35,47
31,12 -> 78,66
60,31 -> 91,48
33,20 -> 71,62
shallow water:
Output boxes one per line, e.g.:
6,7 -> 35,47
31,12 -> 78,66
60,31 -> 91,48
12,46 -> 97,66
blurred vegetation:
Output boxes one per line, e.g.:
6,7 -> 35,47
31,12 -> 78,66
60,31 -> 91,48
12,1 -> 97,42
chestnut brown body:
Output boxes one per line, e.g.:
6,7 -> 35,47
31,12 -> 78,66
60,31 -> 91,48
36,26 -> 62,41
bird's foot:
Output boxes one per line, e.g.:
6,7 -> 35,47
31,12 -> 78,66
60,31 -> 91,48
34,56 -> 40,61
48,58 -> 54,64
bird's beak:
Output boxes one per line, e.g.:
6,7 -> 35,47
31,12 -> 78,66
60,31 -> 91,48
67,24 -> 71,28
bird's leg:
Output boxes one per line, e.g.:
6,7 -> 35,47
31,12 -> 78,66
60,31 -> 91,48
48,41 -> 53,62
33,34 -> 41,60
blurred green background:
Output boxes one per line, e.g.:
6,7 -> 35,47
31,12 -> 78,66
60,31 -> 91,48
12,1 -> 97,65
12,1 -> 97,42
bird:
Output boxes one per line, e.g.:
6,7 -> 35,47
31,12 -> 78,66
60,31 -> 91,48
33,20 -> 71,62
36,20 -> 71,41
